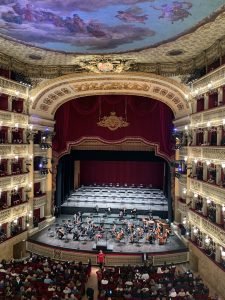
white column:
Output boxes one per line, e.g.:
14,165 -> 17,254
22,129 -> 26,144
217,126 -> 223,146
192,130 -> 197,146
216,204 -> 222,225
202,198 -> 208,216
203,162 -> 208,181
191,197 -> 196,210
204,93 -> 209,110
8,96 -> 12,111
22,188 -> 26,202
22,159 -> 27,173
192,100 -> 197,113
215,244 -> 222,263
40,180 -> 45,193
40,205 -> 45,219
192,161 -> 197,177
6,191 -> 11,207
6,222 -> 11,238
7,129 -> 12,143
22,100 -> 26,114
6,159 -> 11,175
218,87 -> 223,105
21,216 -> 26,230
201,233 -> 206,249
191,228 -> 196,242
216,165 -> 222,185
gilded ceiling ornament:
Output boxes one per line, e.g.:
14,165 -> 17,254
97,111 -> 129,131
79,59 -> 132,73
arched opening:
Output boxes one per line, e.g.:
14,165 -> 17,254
53,94 -> 175,222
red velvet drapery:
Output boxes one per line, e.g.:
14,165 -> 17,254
80,161 -> 164,188
53,95 -> 174,159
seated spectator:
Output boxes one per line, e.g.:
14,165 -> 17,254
169,288 -> 177,298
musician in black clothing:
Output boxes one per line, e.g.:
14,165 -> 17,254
73,230 -> 80,241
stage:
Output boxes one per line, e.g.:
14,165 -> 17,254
61,186 -> 168,218
28,214 -> 188,265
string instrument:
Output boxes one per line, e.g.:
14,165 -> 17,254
116,230 -> 124,241
57,228 -> 64,239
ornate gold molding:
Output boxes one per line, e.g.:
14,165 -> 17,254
34,195 -> 47,209
177,200 -> 187,214
34,171 -> 47,182
190,178 -> 225,205
0,76 -> 28,99
189,209 -> 225,247
192,64 -> 225,95
0,110 -> 28,127
53,136 -> 171,162
97,112 -> 129,131
30,73 -> 190,120
0,174 -> 28,190
0,203 -> 28,224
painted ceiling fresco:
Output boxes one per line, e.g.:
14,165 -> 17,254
0,0 -> 224,54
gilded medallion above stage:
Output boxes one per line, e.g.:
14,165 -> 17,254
0,0 -> 224,54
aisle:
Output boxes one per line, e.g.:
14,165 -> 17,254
83,267 -> 99,300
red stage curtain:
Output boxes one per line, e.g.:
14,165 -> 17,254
80,161 -> 164,188
53,95 -> 174,159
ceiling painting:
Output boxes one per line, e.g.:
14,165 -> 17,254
0,0 -> 224,53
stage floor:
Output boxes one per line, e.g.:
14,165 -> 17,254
29,215 -> 187,254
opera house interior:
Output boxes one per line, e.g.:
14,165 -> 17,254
0,0 -> 225,299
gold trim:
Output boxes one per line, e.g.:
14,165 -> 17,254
97,112 -> 129,131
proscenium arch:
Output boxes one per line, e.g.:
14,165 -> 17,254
30,73 -> 191,120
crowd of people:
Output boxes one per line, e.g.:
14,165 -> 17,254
0,254 -> 90,299
96,263 -> 210,300
0,252 -> 218,300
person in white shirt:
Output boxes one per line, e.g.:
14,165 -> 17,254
169,288 -> 177,298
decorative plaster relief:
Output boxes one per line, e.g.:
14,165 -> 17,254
201,183 -> 225,203
188,210 -> 201,226
12,174 -> 27,185
0,77 -> 27,97
191,114 -> 202,125
203,108 -> 225,122
190,147 -> 202,158
179,148 -> 188,157
13,114 -> 28,125
190,179 -> 202,193
202,148 -> 225,160
202,218 -> 225,246
193,65 -> 225,93
0,203 -> 28,224
177,201 -> 187,213
13,145 -> 28,155
0,111 -> 12,122
0,177 -> 11,188
34,195 -> 47,208
34,172 -> 47,182
0,145 -> 11,156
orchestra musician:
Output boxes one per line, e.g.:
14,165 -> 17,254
56,228 -> 64,239
116,229 -> 124,241
119,210 -> 124,219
